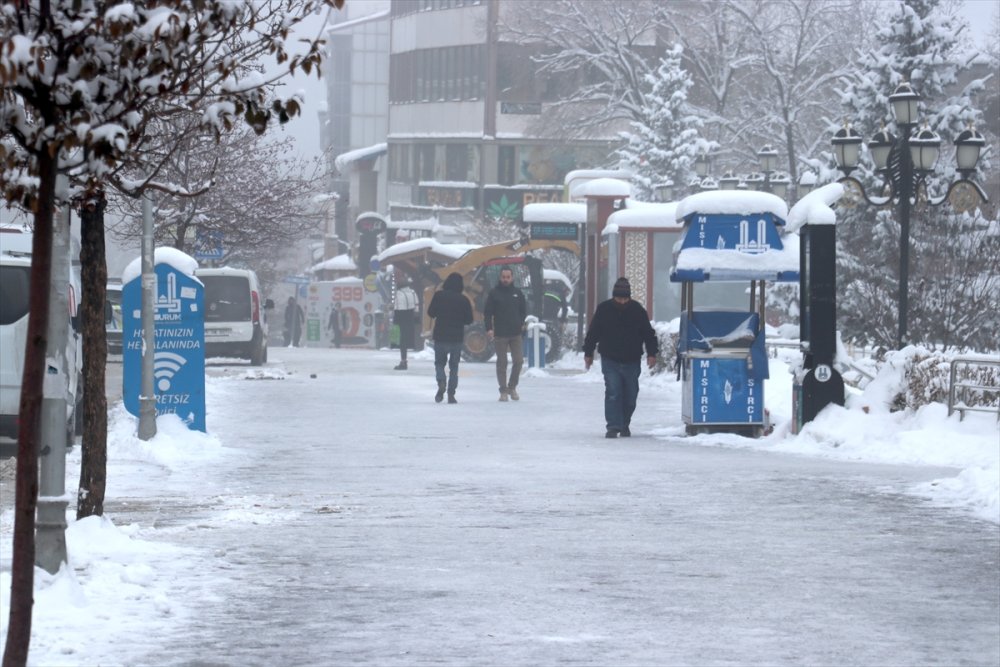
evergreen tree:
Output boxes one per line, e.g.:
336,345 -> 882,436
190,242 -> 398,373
616,45 -> 706,200
835,0 -> 996,351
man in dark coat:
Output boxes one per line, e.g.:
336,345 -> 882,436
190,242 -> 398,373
284,296 -> 305,347
583,277 -> 659,438
427,272 -> 473,403
483,266 -> 527,401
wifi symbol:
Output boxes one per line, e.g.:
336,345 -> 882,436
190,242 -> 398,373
154,352 -> 187,391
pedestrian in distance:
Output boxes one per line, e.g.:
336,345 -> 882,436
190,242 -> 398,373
393,280 -> 419,370
484,266 -> 527,401
327,302 -> 343,348
284,296 -> 305,347
583,277 -> 659,438
427,272 -> 473,404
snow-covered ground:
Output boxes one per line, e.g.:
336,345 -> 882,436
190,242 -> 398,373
1,345 -> 997,665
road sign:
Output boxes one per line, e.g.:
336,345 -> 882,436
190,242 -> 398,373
122,262 -> 206,431
193,230 -> 224,260
283,275 -> 311,285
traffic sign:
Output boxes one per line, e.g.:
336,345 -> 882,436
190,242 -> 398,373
193,230 -> 224,260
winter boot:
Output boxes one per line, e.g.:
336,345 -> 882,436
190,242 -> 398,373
435,382 -> 446,403
499,391 -> 508,402
394,361 -> 407,370
509,388 -> 519,401
447,393 -> 458,404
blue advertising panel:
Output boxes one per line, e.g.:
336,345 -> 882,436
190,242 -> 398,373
688,356 -> 763,425
122,263 -> 206,431
679,213 -> 785,253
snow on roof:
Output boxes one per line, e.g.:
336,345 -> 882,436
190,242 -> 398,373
334,143 -> 387,174
376,238 -> 479,263
605,202 -> 682,232
310,254 -> 357,273
543,269 -> 573,292
121,248 -> 198,284
571,178 -> 632,199
563,168 -> 632,186
786,183 -> 845,233
523,203 -> 587,224
676,190 -> 789,222
673,233 -> 799,282
324,9 -> 389,34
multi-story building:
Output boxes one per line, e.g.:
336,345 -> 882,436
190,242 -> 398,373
319,1 -> 391,250
386,0 -> 617,229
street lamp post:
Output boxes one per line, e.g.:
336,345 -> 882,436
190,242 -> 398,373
831,81 -> 988,349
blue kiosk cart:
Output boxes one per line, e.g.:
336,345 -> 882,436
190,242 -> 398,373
670,191 -> 799,437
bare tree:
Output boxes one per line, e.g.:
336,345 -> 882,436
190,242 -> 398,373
109,126 -> 330,267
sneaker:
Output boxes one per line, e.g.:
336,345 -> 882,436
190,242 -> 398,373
620,427 -> 631,437
435,384 -> 445,403
509,389 -> 519,401
448,394 -> 458,404
605,429 -> 619,439
499,391 -> 509,402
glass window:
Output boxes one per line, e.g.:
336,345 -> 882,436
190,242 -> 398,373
202,276 -> 251,322
0,265 -> 30,325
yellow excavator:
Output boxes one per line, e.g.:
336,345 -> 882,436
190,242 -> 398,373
380,237 -> 579,361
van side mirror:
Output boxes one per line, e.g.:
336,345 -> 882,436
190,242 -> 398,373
264,298 -> 275,310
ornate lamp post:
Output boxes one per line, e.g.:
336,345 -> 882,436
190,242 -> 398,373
831,81 -> 989,349
655,180 -> 674,202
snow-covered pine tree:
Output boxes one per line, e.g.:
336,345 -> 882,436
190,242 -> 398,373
835,0 -> 996,351
616,45 -> 705,201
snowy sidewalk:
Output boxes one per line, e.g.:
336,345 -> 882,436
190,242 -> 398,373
2,346 -> 999,666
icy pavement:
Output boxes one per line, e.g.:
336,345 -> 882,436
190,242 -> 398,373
3,346 -> 999,666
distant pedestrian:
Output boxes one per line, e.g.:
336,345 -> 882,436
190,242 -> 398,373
427,272 -> 473,404
284,296 -> 305,347
327,302 -> 343,348
583,277 -> 658,438
393,280 -> 419,370
483,267 -> 527,401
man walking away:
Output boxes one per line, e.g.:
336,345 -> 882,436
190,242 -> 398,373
327,302 -> 343,348
393,280 -> 419,370
583,277 -> 658,438
484,266 -> 527,401
427,272 -> 473,404
284,296 -> 305,347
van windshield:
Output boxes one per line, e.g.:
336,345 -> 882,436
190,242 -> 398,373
0,265 -> 30,325
202,276 -> 251,322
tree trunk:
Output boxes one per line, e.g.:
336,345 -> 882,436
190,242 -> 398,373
2,151 -> 56,667
76,194 -> 108,519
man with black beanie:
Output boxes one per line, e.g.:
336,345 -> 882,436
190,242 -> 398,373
484,266 -> 527,401
583,277 -> 659,438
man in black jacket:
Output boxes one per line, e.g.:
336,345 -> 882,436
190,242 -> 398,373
484,267 -> 527,401
428,272 -> 473,403
583,277 -> 659,438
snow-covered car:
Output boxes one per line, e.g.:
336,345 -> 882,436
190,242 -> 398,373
0,227 -> 83,440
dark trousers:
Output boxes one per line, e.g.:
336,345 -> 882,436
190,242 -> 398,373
601,357 -> 641,431
434,341 -> 463,394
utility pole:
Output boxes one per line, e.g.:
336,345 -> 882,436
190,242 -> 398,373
138,194 -> 157,440
36,174 -> 71,573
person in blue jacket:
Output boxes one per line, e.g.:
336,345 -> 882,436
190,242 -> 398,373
583,277 -> 659,438
427,272 -> 473,404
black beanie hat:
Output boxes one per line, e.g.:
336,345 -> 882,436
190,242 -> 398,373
612,277 -> 631,298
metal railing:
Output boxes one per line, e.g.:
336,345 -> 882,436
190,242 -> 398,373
948,356 -> 1000,421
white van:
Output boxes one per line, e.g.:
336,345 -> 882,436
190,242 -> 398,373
0,227 -> 83,440
195,267 -> 273,365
